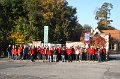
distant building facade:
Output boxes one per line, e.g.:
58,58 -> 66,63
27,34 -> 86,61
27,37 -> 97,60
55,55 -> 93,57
101,30 -> 120,54
80,28 -> 120,54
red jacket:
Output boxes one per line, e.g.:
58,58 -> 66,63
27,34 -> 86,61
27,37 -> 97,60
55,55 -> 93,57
12,49 -> 15,55
94,49 -> 98,54
91,48 -> 95,54
40,48 -> 45,55
35,47 -> 38,53
57,48 -> 61,54
47,49 -> 52,56
102,48 -> 106,54
18,47 -> 22,54
30,48 -> 35,55
14,48 -> 18,55
87,48 -> 91,54
66,48 -> 72,55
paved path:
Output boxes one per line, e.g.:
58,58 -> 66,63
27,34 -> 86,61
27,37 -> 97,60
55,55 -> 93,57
0,59 -> 120,79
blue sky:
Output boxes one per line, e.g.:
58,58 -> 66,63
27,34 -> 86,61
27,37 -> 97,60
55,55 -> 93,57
67,0 -> 120,30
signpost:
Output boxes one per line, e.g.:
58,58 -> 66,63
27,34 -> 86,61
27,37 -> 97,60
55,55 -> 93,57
44,26 -> 48,46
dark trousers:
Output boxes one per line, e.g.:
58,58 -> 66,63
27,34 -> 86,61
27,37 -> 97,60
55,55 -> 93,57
31,54 -> 35,62
87,53 -> 90,60
94,54 -> 98,61
68,54 -> 72,62
102,54 -> 106,61
91,54 -> 94,61
57,53 -> 61,61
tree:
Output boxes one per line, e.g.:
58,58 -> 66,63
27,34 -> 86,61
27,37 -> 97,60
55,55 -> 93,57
24,0 -> 79,43
83,24 -> 92,32
73,23 -> 83,41
95,2 -> 115,30
0,0 -> 81,47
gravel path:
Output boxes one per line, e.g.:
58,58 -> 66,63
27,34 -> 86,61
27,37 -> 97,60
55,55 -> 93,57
0,60 -> 120,79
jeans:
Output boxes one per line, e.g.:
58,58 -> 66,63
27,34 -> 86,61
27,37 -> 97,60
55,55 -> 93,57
48,56 -> 52,62
7,51 -> 12,59
79,54 -> 82,61
42,54 -> 46,61
61,55 -> 65,62
12,54 -> 15,59
98,54 -> 101,62
53,55 -> 57,62
18,54 -> 21,60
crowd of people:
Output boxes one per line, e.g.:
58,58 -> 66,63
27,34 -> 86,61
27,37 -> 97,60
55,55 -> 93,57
6,44 -> 107,62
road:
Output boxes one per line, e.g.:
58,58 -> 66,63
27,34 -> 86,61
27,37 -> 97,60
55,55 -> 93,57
0,59 -> 120,79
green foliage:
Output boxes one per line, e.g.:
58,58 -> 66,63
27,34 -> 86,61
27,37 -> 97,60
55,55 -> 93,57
97,25 -> 116,30
83,24 -> 92,32
95,2 -> 115,30
95,2 -> 113,21
0,0 -> 81,47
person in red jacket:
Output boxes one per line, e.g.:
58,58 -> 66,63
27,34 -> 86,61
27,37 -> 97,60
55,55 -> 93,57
91,47 -> 95,61
18,44 -> 23,60
47,47 -> 52,62
37,46 -> 41,60
30,46 -> 35,62
87,47 -> 91,61
101,47 -> 106,62
14,45 -> 18,60
40,47 -> 46,62
94,47 -> 98,61
34,46 -> 38,59
57,46 -> 61,62
66,47 -> 72,62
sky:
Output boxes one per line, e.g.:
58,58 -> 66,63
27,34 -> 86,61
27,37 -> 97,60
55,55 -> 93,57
67,0 -> 120,30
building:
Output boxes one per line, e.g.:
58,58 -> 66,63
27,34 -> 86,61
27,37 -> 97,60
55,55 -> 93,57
85,28 -> 120,54
101,30 -> 120,54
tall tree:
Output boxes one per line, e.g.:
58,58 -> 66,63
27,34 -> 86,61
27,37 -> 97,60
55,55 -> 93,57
72,23 -> 83,41
95,2 -> 115,30
41,0 -> 79,43
24,0 -> 79,43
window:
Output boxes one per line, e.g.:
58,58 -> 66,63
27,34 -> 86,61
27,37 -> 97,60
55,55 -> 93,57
118,43 -> 120,51
109,43 -> 114,50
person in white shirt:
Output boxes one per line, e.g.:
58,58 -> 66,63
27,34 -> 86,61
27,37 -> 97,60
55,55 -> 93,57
75,46 -> 80,61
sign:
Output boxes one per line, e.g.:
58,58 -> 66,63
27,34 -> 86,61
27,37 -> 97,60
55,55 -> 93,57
84,33 -> 90,41
32,41 -> 41,47
66,41 -> 84,48
44,26 -> 48,46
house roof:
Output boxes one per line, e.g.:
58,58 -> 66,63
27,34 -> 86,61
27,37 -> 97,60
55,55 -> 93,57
100,30 -> 120,42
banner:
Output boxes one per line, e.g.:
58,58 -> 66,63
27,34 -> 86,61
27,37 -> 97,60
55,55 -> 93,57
84,33 -> 90,41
